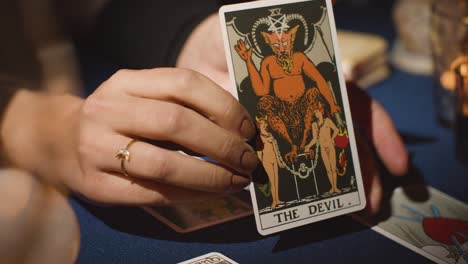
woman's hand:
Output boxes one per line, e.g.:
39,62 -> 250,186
2,68 -> 259,206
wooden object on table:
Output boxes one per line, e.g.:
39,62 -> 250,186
391,0 -> 433,75
337,30 -> 390,89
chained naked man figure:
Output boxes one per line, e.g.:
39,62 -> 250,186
304,102 -> 340,194
235,16 -> 340,164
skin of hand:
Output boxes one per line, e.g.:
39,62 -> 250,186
176,14 -> 232,93
177,14 -> 409,215
1,68 -> 260,206
0,169 -> 80,264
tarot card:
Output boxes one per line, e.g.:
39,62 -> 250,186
356,186 -> 468,264
142,191 -> 252,233
179,252 -> 238,264
219,0 -> 366,235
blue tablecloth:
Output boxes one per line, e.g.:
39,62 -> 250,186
73,2 -> 467,263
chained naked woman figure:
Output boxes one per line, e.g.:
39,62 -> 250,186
256,116 -> 285,209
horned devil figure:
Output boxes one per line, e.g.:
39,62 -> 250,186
234,8 -> 341,164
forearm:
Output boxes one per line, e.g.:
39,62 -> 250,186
305,138 -> 317,150
304,59 -> 335,109
317,78 -> 334,105
332,131 -> 338,140
305,127 -> 318,149
330,120 -> 339,139
301,125 -> 311,142
1,89 -> 82,182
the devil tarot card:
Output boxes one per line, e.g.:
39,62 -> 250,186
220,0 -> 366,235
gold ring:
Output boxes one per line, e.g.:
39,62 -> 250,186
115,139 -> 137,177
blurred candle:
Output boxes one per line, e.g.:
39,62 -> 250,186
432,0 -> 467,126
454,56 -> 468,163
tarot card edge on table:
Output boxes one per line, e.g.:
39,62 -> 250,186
178,252 -> 239,264
219,0 -> 366,235
142,191 -> 253,233
356,186 -> 468,264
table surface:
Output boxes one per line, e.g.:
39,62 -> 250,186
73,2 -> 468,263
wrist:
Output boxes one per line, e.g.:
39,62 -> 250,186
1,90 -> 82,182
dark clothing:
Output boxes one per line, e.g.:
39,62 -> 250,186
92,0 -> 243,68
0,0 -> 243,124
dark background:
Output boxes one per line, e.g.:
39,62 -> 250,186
73,0 -> 468,263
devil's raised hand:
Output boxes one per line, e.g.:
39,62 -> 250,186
234,39 -> 253,61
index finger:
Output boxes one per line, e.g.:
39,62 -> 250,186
109,68 -> 256,140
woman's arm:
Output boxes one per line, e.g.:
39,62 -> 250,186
304,123 -> 319,151
1,89 -> 82,183
2,68 -> 259,205
328,118 -> 339,143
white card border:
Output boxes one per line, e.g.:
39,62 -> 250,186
360,186 -> 468,264
370,226 -> 446,264
219,0 -> 366,236
178,252 -> 238,264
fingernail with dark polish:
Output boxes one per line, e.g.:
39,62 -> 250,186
240,118 -> 256,140
241,149 -> 260,172
252,165 -> 269,184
